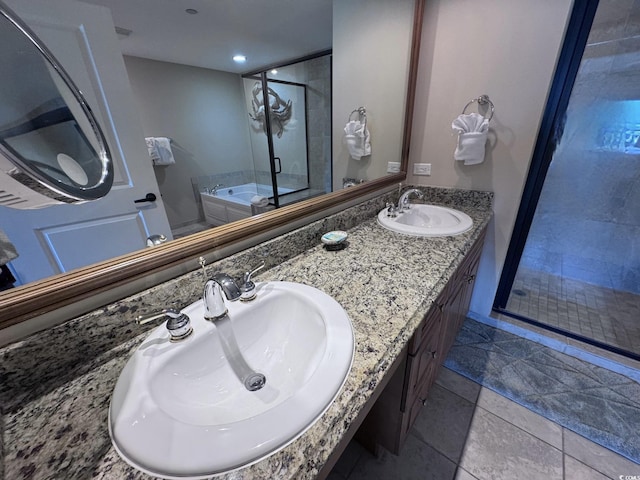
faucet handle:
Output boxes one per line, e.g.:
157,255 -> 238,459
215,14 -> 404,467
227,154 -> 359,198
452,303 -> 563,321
240,261 -> 265,301
386,202 -> 398,218
136,308 -> 193,342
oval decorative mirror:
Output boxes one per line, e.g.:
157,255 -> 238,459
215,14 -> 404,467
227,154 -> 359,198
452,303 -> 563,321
0,3 -> 113,208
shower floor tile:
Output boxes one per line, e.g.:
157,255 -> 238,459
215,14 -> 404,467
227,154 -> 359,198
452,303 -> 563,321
506,266 -> 640,356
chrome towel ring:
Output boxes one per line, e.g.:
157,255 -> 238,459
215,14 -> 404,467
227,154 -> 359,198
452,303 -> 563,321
462,95 -> 494,122
348,106 -> 367,129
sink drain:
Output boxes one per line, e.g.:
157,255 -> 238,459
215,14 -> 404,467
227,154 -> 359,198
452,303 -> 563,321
244,373 -> 266,391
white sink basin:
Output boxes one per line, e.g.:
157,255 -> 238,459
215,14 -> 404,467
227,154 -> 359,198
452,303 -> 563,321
378,204 -> 473,237
109,282 -> 354,479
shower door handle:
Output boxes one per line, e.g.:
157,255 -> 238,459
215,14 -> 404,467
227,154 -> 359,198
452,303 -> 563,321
274,157 -> 282,174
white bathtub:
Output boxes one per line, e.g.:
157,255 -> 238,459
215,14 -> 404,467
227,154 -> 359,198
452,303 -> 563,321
200,183 -> 289,226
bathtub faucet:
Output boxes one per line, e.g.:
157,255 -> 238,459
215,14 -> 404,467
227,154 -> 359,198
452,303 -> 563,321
205,184 -> 224,195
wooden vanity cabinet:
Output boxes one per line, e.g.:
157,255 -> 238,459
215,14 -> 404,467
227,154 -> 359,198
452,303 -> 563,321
356,228 -> 486,455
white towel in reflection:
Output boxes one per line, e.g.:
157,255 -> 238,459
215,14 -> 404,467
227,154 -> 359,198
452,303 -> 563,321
344,120 -> 371,160
250,195 -> 269,207
145,137 -> 176,165
452,113 -> 489,165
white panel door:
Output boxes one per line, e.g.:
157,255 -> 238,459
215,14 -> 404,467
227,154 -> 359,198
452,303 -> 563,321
1,0 -> 172,285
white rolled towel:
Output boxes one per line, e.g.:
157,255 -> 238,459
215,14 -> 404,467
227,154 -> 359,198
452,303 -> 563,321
344,120 -> 371,160
455,131 -> 488,165
452,113 -> 489,165
250,195 -> 269,207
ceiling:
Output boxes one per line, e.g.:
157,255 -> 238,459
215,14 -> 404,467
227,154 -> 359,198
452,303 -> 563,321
78,0 -> 332,74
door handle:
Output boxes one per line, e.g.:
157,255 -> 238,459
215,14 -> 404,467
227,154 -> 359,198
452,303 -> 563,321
274,156 -> 282,174
134,193 -> 157,203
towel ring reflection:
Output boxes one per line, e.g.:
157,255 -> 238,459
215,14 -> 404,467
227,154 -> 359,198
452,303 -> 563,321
462,95 -> 494,122
348,106 -> 367,130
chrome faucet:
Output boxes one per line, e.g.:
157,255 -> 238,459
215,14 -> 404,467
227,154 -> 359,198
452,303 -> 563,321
200,262 -> 267,392
200,260 -> 265,321
213,273 -> 242,301
204,184 -> 223,195
203,273 -> 240,321
203,279 -> 228,320
397,188 -> 424,213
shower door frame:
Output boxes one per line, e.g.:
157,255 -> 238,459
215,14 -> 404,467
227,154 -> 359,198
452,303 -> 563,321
490,0 -> 640,360
242,50 -> 332,208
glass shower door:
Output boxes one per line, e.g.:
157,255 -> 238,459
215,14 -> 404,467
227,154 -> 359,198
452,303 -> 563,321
243,75 -> 278,204
495,0 -> 640,360
265,72 -> 310,202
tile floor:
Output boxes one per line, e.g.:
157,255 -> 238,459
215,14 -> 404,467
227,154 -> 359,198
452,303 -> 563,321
506,266 -> 640,356
328,367 -> 640,480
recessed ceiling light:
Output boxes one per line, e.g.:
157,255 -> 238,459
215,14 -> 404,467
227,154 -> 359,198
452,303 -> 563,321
233,55 -> 247,63
185,8 -> 198,14
270,69 -> 278,75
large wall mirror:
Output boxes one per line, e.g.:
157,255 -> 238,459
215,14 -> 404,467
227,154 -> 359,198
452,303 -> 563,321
0,0 -> 424,329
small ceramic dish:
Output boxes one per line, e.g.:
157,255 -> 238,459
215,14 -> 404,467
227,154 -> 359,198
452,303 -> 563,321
321,231 -> 348,246
321,231 -> 348,250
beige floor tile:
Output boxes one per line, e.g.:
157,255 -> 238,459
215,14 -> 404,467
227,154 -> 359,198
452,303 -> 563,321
564,455 -> 612,480
455,467 -> 479,480
563,429 -> 640,479
476,387 -> 563,449
459,408 -> 563,480
347,434 -> 456,480
411,384 -> 476,463
435,367 -> 481,404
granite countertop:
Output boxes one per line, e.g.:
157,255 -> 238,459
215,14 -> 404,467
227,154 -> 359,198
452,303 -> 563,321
0,187 -> 493,480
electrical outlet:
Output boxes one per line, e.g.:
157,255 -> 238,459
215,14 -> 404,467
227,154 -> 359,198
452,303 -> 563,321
387,161 -> 401,173
413,163 -> 431,176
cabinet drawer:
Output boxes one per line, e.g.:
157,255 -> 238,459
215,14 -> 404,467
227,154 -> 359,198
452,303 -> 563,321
403,319 -> 440,411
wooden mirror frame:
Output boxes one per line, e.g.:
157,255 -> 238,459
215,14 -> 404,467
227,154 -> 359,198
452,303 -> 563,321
0,0 -> 425,330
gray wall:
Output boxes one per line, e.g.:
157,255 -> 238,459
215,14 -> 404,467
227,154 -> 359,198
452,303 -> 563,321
123,56 -> 254,229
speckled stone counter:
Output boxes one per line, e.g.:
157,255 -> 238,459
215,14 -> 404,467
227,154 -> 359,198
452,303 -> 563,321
0,186 -> 493,480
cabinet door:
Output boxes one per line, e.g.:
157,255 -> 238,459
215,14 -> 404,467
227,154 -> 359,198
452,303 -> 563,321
408,288 -> 446,355
403,318 -> 440,411
440,277 -> 467,355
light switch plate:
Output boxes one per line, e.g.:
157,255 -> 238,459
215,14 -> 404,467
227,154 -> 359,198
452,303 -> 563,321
387,162 -> 401,173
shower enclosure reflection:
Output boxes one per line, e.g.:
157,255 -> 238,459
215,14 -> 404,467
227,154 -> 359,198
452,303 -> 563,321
129,52 -> 332,237
196,53 -> 331,229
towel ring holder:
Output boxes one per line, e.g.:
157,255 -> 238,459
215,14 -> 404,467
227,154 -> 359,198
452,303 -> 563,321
462,95 -> 494,122
348,106 -> 367,129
